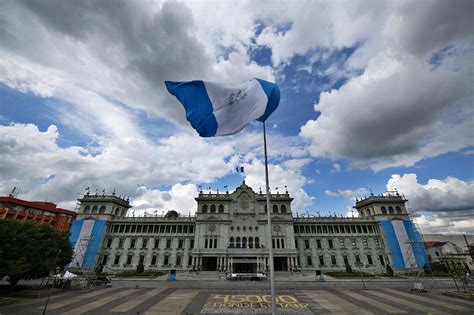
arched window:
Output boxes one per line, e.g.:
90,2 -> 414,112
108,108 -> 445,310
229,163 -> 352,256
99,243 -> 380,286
202,205 -> 208,213
236,237 -> 241,248
218,205 -> 224,213
255,237 -> 260,248
242,237 -> 247,248
396,206 -> 402,214
273,205 -> 278,213
264,205 -> 267,213
92,206 -> 98,214
243,226 -> 246,232
388,206 -> 394,214
229,237 -> 235,248
381,206 -> 387,215
366,209 -> 371,216
121,210 -> 126,217
115,208 -> 119,215
281,205 -> 287,213
230,226 -> 234,232
84,206 -> 90,214
99,206 -> 106,214
210,205 -> 216,213
249,237 -> 253,248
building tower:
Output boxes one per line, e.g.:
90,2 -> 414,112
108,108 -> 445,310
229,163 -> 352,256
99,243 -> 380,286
354,191 -> 428,270
69,190 -> 131,270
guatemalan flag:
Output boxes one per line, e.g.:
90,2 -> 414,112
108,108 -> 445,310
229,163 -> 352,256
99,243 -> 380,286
165,78 -> 280,137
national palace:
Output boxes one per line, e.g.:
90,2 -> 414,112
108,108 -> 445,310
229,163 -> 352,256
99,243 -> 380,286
69,182 -> 428,274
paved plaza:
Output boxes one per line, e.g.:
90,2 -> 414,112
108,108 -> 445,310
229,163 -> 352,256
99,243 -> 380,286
0,278 -> 473,315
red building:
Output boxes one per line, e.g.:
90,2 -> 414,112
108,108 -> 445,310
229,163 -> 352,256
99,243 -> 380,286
0,196 -> 77,232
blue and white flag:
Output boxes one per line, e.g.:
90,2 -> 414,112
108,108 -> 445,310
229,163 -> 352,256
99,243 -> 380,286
165,78 -> 280,137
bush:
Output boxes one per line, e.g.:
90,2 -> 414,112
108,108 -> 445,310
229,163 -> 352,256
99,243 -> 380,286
386,264 -> 394,277
345,264 -> 353,273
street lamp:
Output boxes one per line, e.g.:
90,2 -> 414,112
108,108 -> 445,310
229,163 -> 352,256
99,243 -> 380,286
356,262 -> 367,290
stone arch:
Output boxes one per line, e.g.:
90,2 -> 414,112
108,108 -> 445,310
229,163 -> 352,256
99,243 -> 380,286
218,205 -> 224,213
202,205 -> 208,213
92,205 -> 98,214
281,205 -> 287,213
388,206 -> 394,214
210,205 -> 216,213
396,206 -> 402,214
84,206 -> 90,214
273,205 -> 278,213
99,206 -> 106,214
381,206 -> 387,215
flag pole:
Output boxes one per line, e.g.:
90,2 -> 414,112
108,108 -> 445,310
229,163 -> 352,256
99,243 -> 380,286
263,121 -> 276,314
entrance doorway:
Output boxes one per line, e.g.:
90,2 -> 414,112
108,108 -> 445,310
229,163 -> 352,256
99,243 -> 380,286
273,257 -> 288,271
202,257 -> 217,271
232,257 -> 257,273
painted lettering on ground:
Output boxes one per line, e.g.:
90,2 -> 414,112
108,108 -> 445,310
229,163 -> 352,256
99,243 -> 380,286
203,294 -> 309,309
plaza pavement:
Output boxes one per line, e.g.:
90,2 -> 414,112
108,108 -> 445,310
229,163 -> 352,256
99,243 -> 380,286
0,276 -> 472,314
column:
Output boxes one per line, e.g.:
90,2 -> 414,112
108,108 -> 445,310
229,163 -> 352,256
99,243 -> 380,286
287,257 -> 291,271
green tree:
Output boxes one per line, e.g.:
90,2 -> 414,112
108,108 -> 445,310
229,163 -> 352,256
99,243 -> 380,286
0,220 -> 72,285
136,261 -> 144,273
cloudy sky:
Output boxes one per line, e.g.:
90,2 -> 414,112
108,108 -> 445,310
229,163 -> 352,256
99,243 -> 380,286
0,0 -> 473,234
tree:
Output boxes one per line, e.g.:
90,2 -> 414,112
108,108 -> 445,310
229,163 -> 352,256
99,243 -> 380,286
0,220 -> 72,285
136,261 -> 144,273
345,264 -> 353,273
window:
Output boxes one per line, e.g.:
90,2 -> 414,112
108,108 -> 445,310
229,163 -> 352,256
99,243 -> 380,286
154,238 -> 160,249
255,237 -> 260,248
166,239 -> 171,249
127,255 -> 133,265
178,239 -> 184,249
164,255 -> 169,265
249,237 -> 253,248
176,256 -> 182,266
229,237 -> 235,248
367,255 -> 373,265
202,205 -> 208,213
381,206 -> 387,215
339,239 -> 344,247
328,239 -> 333,249
102,255 -> 108,265
139,255 -> 145,265
188,256 -> 193,266
214,239 -> 217,248
130,239 -> 136,248
205,239 -> 208,248
307,256 -> 313,266
218,205 -> 224,213
242,237 -> 247,248
210,205 -> 216,213
281,205 -> 287,213
106,238 -> 112,248
316,239 -> 321,249
295,240 -> 298,249
281,239 -> 285,249
114,255 -> 120,265
151,255 -> 157,265
189,226 -> 194,233
190,240 -> 194,249
84,206 -> 90,214
388,206 -> 394,214
305,239 -> 310,249
236,237 -> 241,248
396,206 -> 402,214
351,239 -> 357,248
362,239 -> 368,248
379,255 -> 385,265
374,238 -> 380,247
273,205 -> 278,213
272,239 -> 276,249
331,255 -> 337,265
319,256 -> 325,266
118,239 -> 124,248
142,238 -> 148,249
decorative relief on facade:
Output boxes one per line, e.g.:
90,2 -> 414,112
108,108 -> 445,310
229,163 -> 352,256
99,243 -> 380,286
238,194 -> 250,210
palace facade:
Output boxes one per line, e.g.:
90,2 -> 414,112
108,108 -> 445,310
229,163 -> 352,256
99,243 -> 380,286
69,182 -> 427,274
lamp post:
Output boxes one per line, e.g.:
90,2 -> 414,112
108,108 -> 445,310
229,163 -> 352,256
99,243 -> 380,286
356,262 -> 366,290
42,249 -> 62,315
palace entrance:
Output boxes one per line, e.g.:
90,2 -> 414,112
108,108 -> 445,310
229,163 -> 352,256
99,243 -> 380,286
232,257 -> 257,273
273,257 -> 288,271
202,257 -> 217,271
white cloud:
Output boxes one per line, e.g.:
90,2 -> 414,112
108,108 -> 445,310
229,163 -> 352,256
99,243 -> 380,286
300,51 -> 473,170
325,188 -> 368,199
331,163 -> 341,173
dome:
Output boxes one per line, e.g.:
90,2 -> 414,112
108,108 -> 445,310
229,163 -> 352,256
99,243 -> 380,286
164,210 -> 179,218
